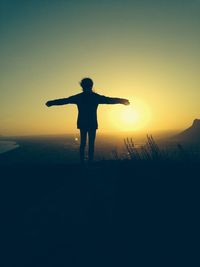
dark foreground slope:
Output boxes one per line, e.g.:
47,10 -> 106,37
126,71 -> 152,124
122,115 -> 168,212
1,160 -> 199,267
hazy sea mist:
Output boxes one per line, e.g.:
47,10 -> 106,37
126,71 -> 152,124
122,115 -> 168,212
0,141 -> 19,154
0,134 -> 127,164
0,131 -> 177,164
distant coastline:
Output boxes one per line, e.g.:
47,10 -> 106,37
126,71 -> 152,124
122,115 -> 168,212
0,141 -> 19,154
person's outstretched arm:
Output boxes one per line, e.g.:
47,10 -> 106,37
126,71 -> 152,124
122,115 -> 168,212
98,95 -> 130,105
46,95 -> 77,107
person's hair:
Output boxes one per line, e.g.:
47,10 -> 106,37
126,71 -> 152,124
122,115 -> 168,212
80,78 -> 93,92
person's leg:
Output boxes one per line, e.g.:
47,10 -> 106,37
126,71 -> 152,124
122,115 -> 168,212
80,129 -> 87,164
88,129 -> 96,162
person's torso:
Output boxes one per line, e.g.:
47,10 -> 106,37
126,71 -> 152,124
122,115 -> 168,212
75,92 -> 100,128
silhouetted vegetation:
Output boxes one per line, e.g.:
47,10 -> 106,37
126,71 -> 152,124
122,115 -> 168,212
124,135 -> 163,161
123,135 -> 200,163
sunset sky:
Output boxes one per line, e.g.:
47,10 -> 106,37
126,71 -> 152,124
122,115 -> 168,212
1,0 -> 200,136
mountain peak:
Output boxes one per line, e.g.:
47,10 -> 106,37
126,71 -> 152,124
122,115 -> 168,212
192,119 -> 200,127
173,119 -> 200,143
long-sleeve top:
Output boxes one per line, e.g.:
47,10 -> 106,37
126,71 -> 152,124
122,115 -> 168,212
49,92 -> 126,129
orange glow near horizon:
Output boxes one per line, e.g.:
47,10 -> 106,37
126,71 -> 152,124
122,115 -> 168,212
109,98 -> 151,132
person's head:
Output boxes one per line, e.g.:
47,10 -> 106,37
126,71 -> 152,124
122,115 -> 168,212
80,78 -> 93,93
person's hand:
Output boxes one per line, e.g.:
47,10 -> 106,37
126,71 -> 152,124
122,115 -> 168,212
46,101 -> 52,107
122,99 -> 130,105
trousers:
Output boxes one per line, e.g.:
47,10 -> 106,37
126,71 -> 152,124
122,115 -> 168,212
79,129 -> 96,163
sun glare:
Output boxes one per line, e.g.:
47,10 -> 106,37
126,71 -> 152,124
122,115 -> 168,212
110,98 -> 151,131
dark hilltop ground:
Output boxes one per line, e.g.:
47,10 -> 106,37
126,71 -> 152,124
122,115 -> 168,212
1,129 -> 200,267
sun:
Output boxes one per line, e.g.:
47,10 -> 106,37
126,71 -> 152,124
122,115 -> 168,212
120,106 -> 140,125
109,98 -> 151,131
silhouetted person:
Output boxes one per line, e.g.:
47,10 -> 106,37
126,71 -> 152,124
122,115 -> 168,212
46,78 -> 130,163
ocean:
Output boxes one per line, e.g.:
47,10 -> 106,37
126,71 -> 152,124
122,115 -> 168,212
0,135 -> 124,164
0,141 -> 19,154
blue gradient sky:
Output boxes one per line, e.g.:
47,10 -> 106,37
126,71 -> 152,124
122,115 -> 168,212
1,0 -> 200,135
